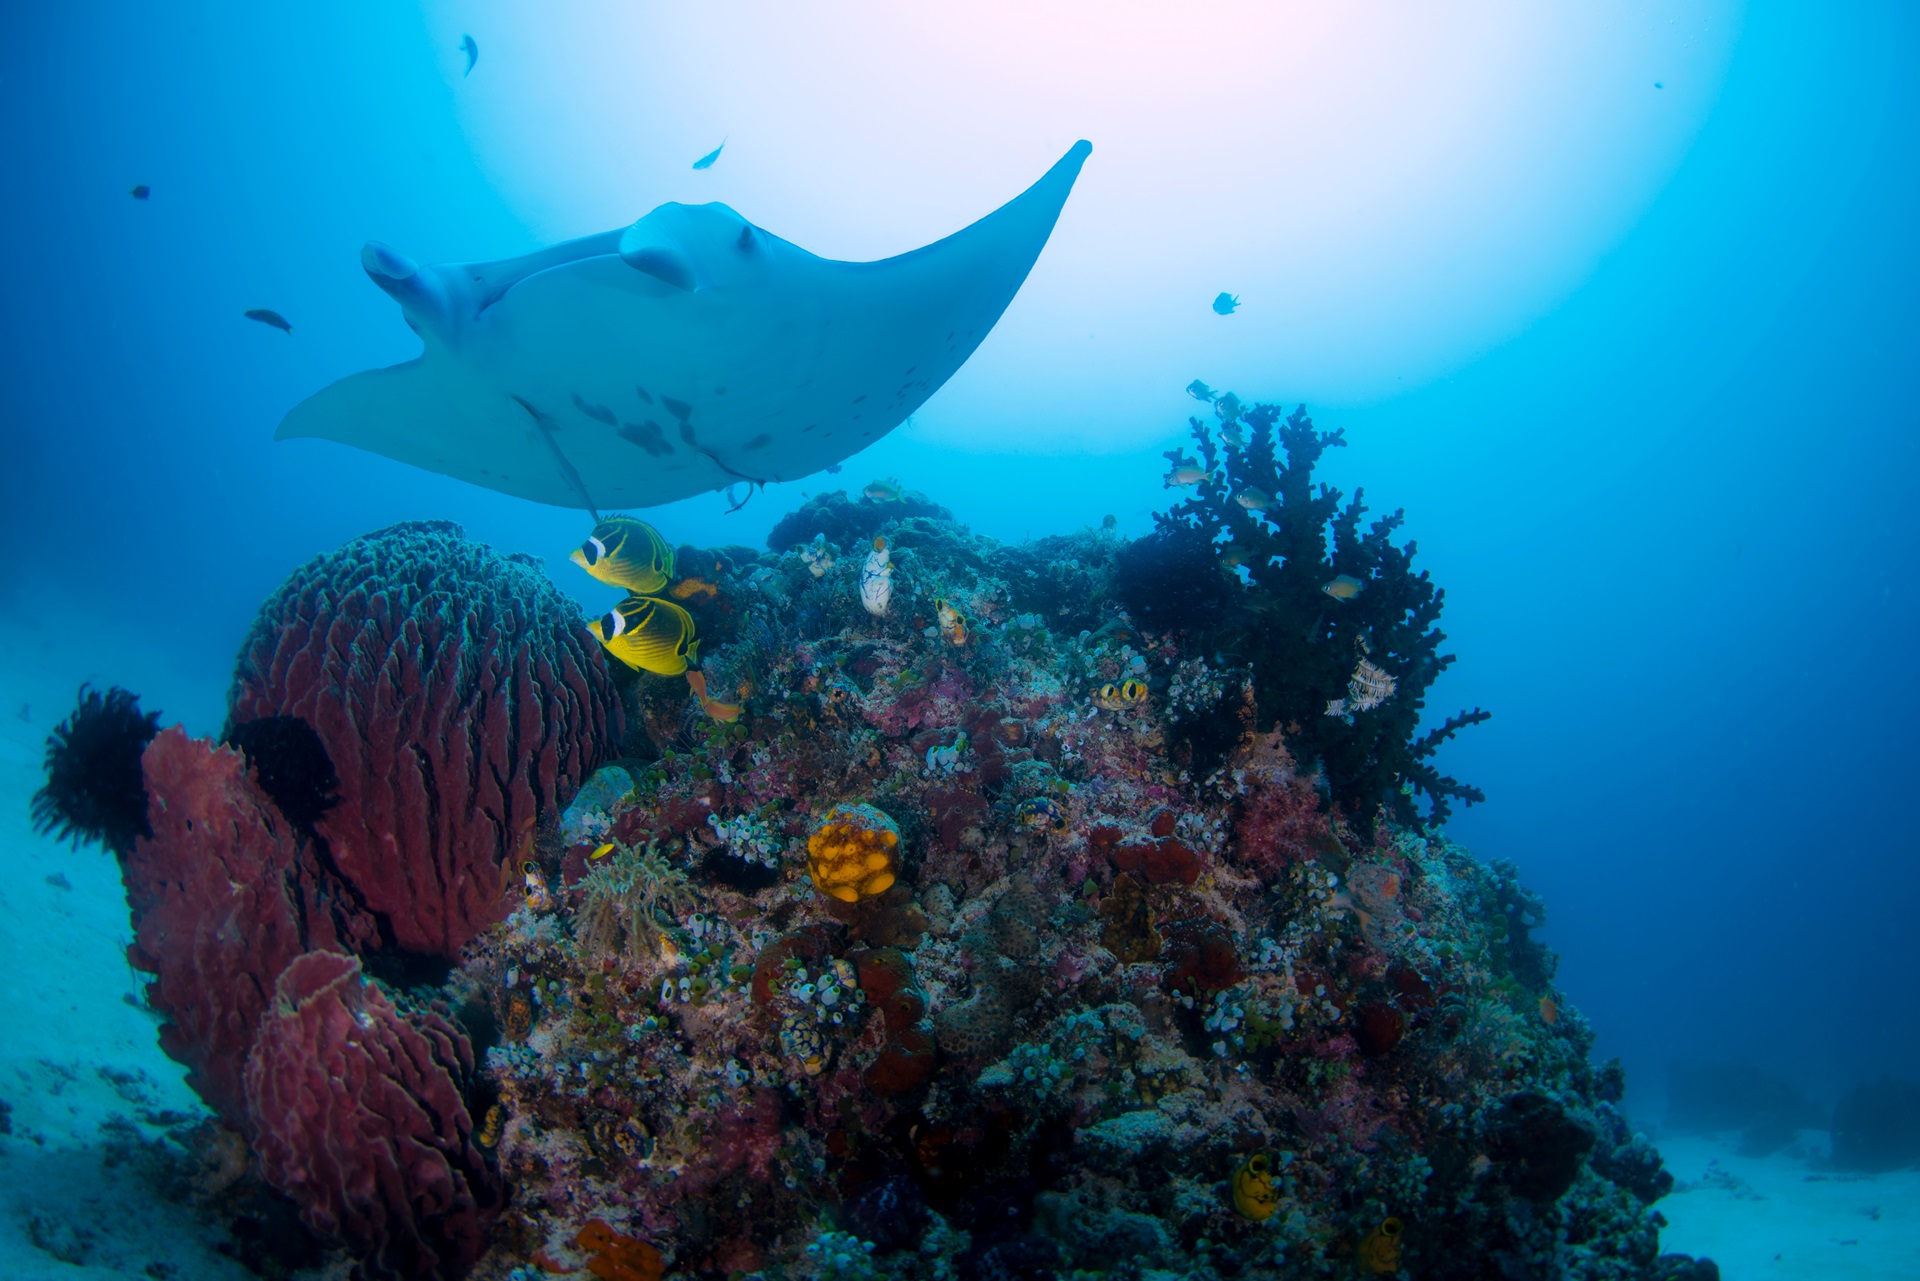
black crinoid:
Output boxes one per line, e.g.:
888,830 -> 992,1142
1130,395 -> 1489,831
31,684 -> 161,855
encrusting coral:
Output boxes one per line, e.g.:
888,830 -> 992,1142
46,394 -> 1714,1281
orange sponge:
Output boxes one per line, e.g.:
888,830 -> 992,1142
576,1219 -> 663,1281
807,804 -> 901,903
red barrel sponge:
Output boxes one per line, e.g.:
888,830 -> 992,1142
244,951 -> 501,1280
229,521 -> 624,957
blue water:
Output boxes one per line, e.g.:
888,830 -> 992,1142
2,0 -> 1914,1158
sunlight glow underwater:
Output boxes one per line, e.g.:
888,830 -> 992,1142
440,0 -> 1742,451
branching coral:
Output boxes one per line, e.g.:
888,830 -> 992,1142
1128,397 -> 1489,828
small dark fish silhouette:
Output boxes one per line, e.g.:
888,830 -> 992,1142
459,34 -> 478,76
692,139 -> 726,170
244,308 -> 293,334
1212,292 -> 1239,315
129,184 -> 150,200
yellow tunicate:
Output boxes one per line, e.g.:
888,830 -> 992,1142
806,803 -> 901,903
1231,1153 -> 1279,1222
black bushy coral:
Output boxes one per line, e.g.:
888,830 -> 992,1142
1137,397 -> 1488,828
32,685 -> 161,855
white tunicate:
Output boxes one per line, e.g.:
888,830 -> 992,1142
819,985 -> 841,1008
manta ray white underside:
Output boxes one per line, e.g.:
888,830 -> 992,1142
277,141 -> 1092,510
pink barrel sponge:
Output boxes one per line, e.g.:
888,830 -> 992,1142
244,950 -> 501,1280
228,520 -> 624,957
121,728 -> 367,1125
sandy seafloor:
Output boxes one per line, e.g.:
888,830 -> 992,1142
0,612 -> 1913,1280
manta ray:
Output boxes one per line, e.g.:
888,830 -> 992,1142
278,140 -> 1092,511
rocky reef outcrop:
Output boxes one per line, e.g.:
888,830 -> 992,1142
37,406 -> 1712,1279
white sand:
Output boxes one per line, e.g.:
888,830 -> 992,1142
1656,1131 -> 1920,1280
0,611 -> 258,1278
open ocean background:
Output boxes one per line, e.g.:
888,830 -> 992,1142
1,3 -> 1915,1259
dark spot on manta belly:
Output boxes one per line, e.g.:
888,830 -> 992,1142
572,393 -> 616,426
852,394 -> 867,404
635,385 -> 654,404
618,420 -> 673,457
802,424 -> 817,432
743,434 -> 772,451
680,422 -> 698,446
662,396 -> 693,424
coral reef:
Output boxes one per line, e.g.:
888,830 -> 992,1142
228,519 -> 624,957
37,522 -> 632,1277
443,479 -> 1707,1280
57,445 -> 1710,1277
1129,396 -> 1490,827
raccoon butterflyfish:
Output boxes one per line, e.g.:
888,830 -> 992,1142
571,517 -> 675,594
686,669 -> 744,722
1231,1153 -> 1279,1221
589,595 -> 700,676
1322,573 -> 1366,601
1356,1218 -> 1404,1274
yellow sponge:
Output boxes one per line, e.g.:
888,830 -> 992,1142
807,804 -> 901,903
